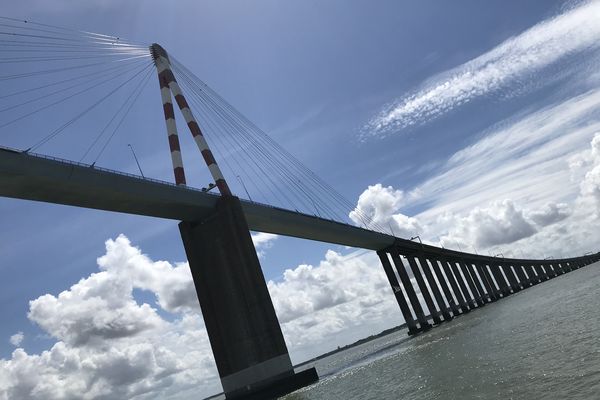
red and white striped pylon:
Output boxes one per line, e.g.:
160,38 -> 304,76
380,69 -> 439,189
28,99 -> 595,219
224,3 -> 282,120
150,43 -> 232,196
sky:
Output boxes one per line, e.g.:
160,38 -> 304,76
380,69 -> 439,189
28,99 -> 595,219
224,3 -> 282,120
2,0 -> 600,398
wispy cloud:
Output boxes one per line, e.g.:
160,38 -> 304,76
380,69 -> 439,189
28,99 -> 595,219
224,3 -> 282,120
411,88 -> 600,219
363,0 -> 600,138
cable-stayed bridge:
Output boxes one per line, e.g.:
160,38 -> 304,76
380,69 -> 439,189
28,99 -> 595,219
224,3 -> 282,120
1,18 -> 598,399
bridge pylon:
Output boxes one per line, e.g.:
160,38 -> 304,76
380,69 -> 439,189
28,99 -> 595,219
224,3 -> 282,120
150,44 -> 318,398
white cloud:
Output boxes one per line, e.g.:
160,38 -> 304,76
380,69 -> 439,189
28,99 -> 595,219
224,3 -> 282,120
410,129 -> 600,257
349,184 -> 421,238
0,235 -> 403,400
251,232 -> 278,258
410,89 -> 600,232
268,250 -> 402,359
364,0 -> 600,137
9,333 -> 23,348
440,199 -> 537,250
527,202 -> 571,226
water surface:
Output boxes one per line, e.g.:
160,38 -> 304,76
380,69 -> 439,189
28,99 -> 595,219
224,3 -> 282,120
285,262 -> 600,400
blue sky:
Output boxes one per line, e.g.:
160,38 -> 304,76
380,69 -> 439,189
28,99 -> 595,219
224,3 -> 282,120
2,1 -> 600,398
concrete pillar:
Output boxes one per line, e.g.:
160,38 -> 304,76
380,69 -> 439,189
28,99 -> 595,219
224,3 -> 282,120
179,196 -> 317,399
417,255 -> 453,322
481,263 -> 503,299
553,263 -> 565,275
462,262 -> 486,307
377,251 -> 419,335
475,263 -> 498,302
534,263 -> 549,281
502,264 -> 521,292
564,261 -> 573,271
525,264 -> 540,284
430,259 -> 461,316
440,259 -> 470,313
449,260 -> 477,309
390,251 -> 431,331
490,265 -> 511,297
544,263 -> 557,278
406,256 -> 442,325
468,262 -> 490,303
513,265 -> 529,287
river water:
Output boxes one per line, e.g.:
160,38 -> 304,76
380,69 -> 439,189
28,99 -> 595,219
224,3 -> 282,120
283,261 -> 600,400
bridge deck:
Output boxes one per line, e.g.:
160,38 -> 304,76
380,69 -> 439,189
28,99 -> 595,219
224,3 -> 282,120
0,146 -> 590,262
0,146 -> 395,250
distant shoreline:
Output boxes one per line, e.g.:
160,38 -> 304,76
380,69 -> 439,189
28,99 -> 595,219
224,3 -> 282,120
293,322 -> 408,369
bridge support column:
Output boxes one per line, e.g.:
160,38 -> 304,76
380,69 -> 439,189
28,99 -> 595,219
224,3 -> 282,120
553,263 -> 565,275
440,260 -> 470,314
490,266 -> 511,297
449,260 -> 477,309
463,262 -> 486,306
534,263 -> 549,281
430,259 -> 460,316
544,263 -> 557,278
475,263 -> 498,302
417,256 -> 453,322
406,256 -> 442,325
525,264 -> 540,285
513,265 -> 529,287
568,261 -> 577,270
502,264 -> 521,292
377,251 -> 419,335
390,251 -> 431,332
179,196 -> 317,399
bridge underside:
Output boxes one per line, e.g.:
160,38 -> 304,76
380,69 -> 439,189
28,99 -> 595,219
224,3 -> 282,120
378,245 -> 600,334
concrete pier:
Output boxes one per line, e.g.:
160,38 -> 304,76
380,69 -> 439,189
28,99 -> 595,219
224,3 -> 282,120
502,264 -> 521,292
442,259 -> 471,313
418,256 -> 453,321
430,259 -> 461,316
390,251 -> 431,331
491,266 -> 511,297
406,256 -> 442,324
451,260 -> 478,308
463,262 -> 486,306
524,264 -> 540,285
378,251 -> 419,335
534,263 -> 549,281
513,265 -> 529,287
179,196 -> 317,399
475,263 -> 498,302
375,243 -> 599,339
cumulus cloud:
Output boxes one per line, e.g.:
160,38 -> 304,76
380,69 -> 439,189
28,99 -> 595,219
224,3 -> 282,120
527,202 -> 572,226
364,0 -> 600,137
95,236 -> 198,314
349,184 -> 421,237
9,333 -> 23,348
0,235 -> 404,399
0,236 -> 219,400
440,199 -> 537,250
251,232 -> 278,258
268,250 -> 389,323
268,250 -> 402,358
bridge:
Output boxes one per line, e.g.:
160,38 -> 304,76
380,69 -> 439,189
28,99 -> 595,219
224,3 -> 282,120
1,19 -> 599,400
